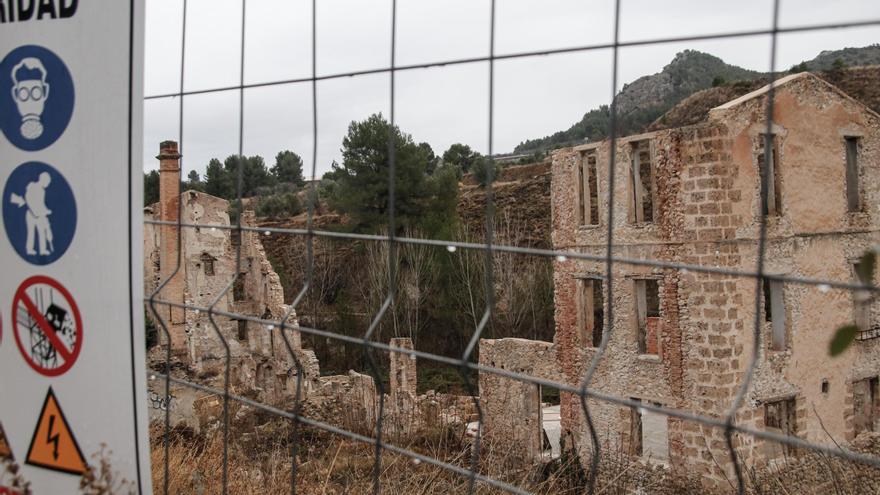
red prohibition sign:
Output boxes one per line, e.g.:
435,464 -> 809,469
11,275 -> 83,377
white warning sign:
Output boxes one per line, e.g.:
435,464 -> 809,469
0,2 -> 150,494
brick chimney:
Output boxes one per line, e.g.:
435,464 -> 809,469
158,140 -> 181,222
156,140 -> 187,352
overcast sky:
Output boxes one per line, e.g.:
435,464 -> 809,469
142,0 -> 880,178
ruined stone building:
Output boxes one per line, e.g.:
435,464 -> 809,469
142,141 -> 462,435
144,140 -> 322,411
480,72 -> 880,485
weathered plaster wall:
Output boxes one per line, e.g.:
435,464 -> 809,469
712,75 -> 880,454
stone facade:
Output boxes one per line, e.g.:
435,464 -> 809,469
479,72 -> 880,486
144,141 -> 323,422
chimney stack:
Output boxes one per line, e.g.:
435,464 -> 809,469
157,140 -> 181,222
155,140 -> 186,352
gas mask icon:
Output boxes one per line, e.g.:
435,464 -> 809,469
11,57 -> 50,140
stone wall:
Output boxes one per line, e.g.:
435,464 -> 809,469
549,73 -> 880,487
390,338 -> 417,401
479,338 -> 559,461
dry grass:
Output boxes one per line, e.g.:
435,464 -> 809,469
743,449 -> 880,495
147,414 -> 880,495
147,410 -> 706,495
5,415 -> 878,494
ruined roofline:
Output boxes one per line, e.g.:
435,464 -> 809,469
710,71 -> 880,120
550,71 -> 880,159
144,189 -> 231,213
549,111 -> 729,157
711,72 -> 808,111
550,128 -> 663,157
181,189 -> 229,205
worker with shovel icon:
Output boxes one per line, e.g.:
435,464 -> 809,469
10,171 -> 54,256
3,162 -> 76,266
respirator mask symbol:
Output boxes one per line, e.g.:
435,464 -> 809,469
11,57 -> 50,140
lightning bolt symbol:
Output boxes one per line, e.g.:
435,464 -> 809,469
47,414 -> 60,460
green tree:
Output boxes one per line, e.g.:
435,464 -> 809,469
225,154 -> 274,197
271,150 -> 306,187
255,187 -> 303,219
442,143 -> 481,173
185,170 -> 205,192
144,170 -> 160,206
204,155 -> 274,198
418,142 -> 438,174
419,164 -> 460,237
789,61 -> 810,74
204,158 -> 234,199
327,113 -> 458,235
318,160 -> 342,203
472,155 -> 500,187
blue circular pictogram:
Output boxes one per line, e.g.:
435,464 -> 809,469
3,162 -> 76,265
0,45 -> 75,151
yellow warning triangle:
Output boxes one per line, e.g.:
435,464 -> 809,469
0,421 -> 12,460
25,387 -> 87,475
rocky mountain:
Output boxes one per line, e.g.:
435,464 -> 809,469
613,50 -> 760,120
515,45 -> 880,153
649,66 -> 880,132
805,45 -> 880,71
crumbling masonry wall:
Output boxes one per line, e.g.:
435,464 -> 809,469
144,141 -> 321,413
550,73 -> 880,487
390,338 -> 417,401
479,338 -> 560,461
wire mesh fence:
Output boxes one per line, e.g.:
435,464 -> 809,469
143,1 -> 880,493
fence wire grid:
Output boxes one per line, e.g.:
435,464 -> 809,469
143,1 -> 880,494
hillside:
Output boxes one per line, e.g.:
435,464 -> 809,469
819,66 -> 880,114
806,45 -> 880,71
514,50 -> 760,153
649,66 -> 880,131
458,162 -> 551,248
646,79 -> 767,131
259,162 -> 553,304
515,45 -> 880,154
257,161 -> 554,372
